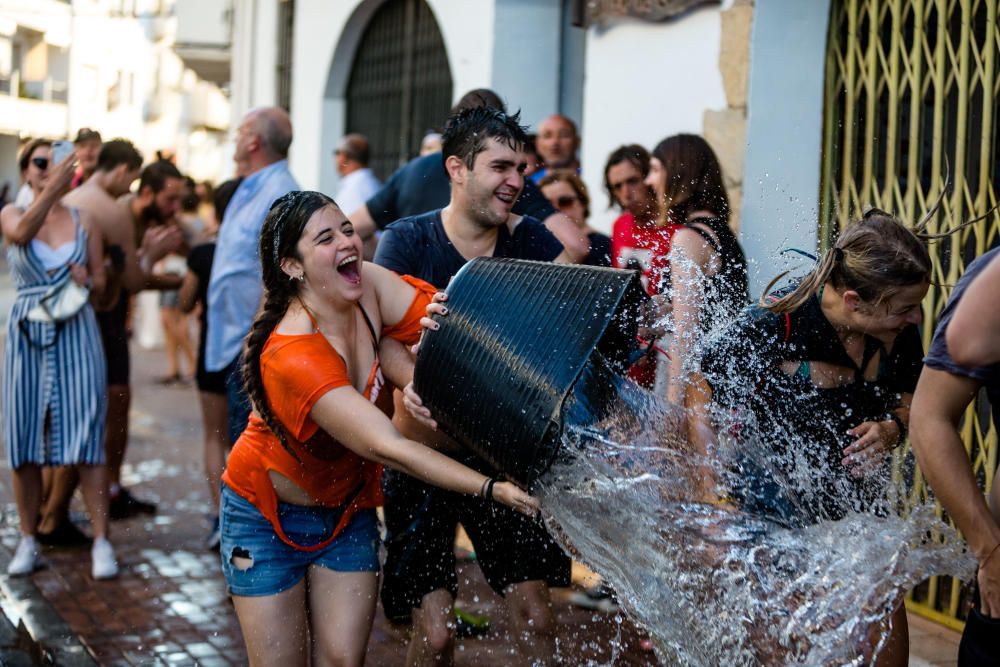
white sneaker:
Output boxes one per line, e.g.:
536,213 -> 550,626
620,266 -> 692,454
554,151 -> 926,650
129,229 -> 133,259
91,537 -> 119,580
7,535 -> 41,576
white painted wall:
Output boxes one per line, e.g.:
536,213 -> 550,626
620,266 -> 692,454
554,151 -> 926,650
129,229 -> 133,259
580,5 -> 728,235
229,0 -> 279,124
492,0 -> 562,129
292,0 -> 497,194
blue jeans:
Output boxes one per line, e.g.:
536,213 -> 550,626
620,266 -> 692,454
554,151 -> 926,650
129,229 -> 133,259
223,355 -> 252,445
219,485 -> 380,597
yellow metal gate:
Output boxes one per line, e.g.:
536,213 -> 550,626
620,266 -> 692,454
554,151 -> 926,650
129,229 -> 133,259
820,0 -> 999,630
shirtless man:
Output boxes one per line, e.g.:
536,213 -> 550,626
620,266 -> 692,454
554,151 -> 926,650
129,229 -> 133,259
37,141 -> 182,544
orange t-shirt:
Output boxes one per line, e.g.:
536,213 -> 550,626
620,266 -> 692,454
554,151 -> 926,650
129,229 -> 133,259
222,275 -> 434,551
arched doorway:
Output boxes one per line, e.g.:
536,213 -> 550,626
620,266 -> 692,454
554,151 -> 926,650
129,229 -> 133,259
345,0 -> 453,180
819,0 -> 999,630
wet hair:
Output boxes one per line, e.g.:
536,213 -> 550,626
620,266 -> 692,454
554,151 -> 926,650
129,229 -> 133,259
603,144 -> 651,209
242,190 -> 337,454
138,160 -> 183,194
538,169 -> 591,219
450,88 -> 506,115
441,106 -> 529,173
96,139 -> 143,173
763,208 -> 932,313
213,177 -> 242,224
650,134 -> 729,223
337,133 -> 370,166
19,138 -> 52,173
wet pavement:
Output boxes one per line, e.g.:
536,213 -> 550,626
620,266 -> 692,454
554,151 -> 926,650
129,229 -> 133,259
0,342 -> 656,665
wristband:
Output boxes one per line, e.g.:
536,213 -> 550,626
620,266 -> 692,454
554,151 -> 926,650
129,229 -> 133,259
485,478 -> 497,501
884,412 -> 907,447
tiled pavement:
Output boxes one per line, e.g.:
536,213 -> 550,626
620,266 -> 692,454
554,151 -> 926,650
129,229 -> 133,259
0,339 -> 968,665
0,345 -> 653,665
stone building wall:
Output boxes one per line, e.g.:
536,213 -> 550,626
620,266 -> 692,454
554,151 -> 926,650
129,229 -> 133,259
703,0 -> 753,231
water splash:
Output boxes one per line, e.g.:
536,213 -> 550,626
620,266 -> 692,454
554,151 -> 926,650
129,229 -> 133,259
537,357 -> 975,666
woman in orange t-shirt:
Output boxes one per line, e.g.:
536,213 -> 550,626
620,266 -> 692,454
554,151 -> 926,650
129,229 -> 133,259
219,191 -> 537,666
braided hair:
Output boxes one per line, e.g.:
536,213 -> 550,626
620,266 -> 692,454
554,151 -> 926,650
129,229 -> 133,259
241,190 -> 337,455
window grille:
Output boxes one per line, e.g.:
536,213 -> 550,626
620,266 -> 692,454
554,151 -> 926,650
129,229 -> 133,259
820,0 -> 999,630
345,0 -> 453,180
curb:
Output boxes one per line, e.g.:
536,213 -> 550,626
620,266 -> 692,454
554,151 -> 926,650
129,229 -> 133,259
0,560 -> 98,666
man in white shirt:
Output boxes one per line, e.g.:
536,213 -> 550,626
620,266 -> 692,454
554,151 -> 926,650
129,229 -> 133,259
333,133 -> 380,214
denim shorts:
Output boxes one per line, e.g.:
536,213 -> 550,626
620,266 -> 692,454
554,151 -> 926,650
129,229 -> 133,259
219,485 -> 380,597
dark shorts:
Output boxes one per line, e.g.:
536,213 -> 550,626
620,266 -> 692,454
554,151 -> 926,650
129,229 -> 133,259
96,290 -> 129,387
223,356 -> 252,445
219,485 -> 380,597
380,464 -> 571,624
195,332 -> 226,395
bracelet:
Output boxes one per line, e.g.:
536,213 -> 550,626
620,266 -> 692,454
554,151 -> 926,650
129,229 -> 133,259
884,412 -> 907,446
983,542 -> 1000,568
485,478 -> 497,501
478,478 -> 490,499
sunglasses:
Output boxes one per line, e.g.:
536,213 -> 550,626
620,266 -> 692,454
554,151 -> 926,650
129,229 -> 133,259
31,157 -> 49,170
555,195 -> 578,209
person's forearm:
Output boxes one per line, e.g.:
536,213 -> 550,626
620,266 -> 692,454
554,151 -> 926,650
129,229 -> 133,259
379,337 -> 414,388
143,273 -> 184,291
349,204 -> 378,242
374,433 -> 489,497
912,416 -> 1000,559
5,188 -> 61,244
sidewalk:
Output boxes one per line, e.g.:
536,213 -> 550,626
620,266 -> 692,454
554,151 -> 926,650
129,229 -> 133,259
0,341 -> 967,665
0,345 -> 651,665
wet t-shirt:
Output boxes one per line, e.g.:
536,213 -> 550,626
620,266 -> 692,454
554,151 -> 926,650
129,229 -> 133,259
365,153 -> 558,230
702,283 -> 924,523
373,209 -> 564,288
924,247 -> 1000,429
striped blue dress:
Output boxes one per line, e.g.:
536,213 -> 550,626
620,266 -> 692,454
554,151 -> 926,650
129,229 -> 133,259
3,211 -> 107,468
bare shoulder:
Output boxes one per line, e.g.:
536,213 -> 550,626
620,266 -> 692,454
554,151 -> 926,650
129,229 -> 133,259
362,260 -> 391,281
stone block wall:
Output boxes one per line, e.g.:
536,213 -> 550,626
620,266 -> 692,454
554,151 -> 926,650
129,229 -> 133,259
704,0 -> 753,232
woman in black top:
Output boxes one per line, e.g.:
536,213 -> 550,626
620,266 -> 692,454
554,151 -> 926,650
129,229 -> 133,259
644,134 -> 748,405
699,209 -> 933,666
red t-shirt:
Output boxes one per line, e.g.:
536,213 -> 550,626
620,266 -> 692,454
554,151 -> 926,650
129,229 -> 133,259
222,275 -> 434,551
611,213 -> 680,387
611,212 -> 681,297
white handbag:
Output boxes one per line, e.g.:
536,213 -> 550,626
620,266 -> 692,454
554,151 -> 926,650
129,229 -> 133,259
26,279 -> 90,323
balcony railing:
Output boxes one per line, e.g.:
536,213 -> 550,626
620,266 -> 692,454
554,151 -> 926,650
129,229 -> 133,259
0,71 -> 69,104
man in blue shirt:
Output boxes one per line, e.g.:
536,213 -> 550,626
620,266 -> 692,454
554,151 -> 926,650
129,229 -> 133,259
348,89 -> 588,263
205,107 -> 299,444
375,106 -> 571,666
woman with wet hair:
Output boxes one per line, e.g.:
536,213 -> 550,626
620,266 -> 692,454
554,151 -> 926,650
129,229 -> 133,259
218,190 -> 537,666
699,209 -> 940,666
645,134 -> 748,403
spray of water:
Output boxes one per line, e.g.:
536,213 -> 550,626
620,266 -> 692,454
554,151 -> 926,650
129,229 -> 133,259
535,242 -> 975,665
538,359 -> 973,665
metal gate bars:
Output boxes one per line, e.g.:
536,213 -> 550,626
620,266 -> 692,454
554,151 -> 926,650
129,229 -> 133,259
820,0 -> 999,630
